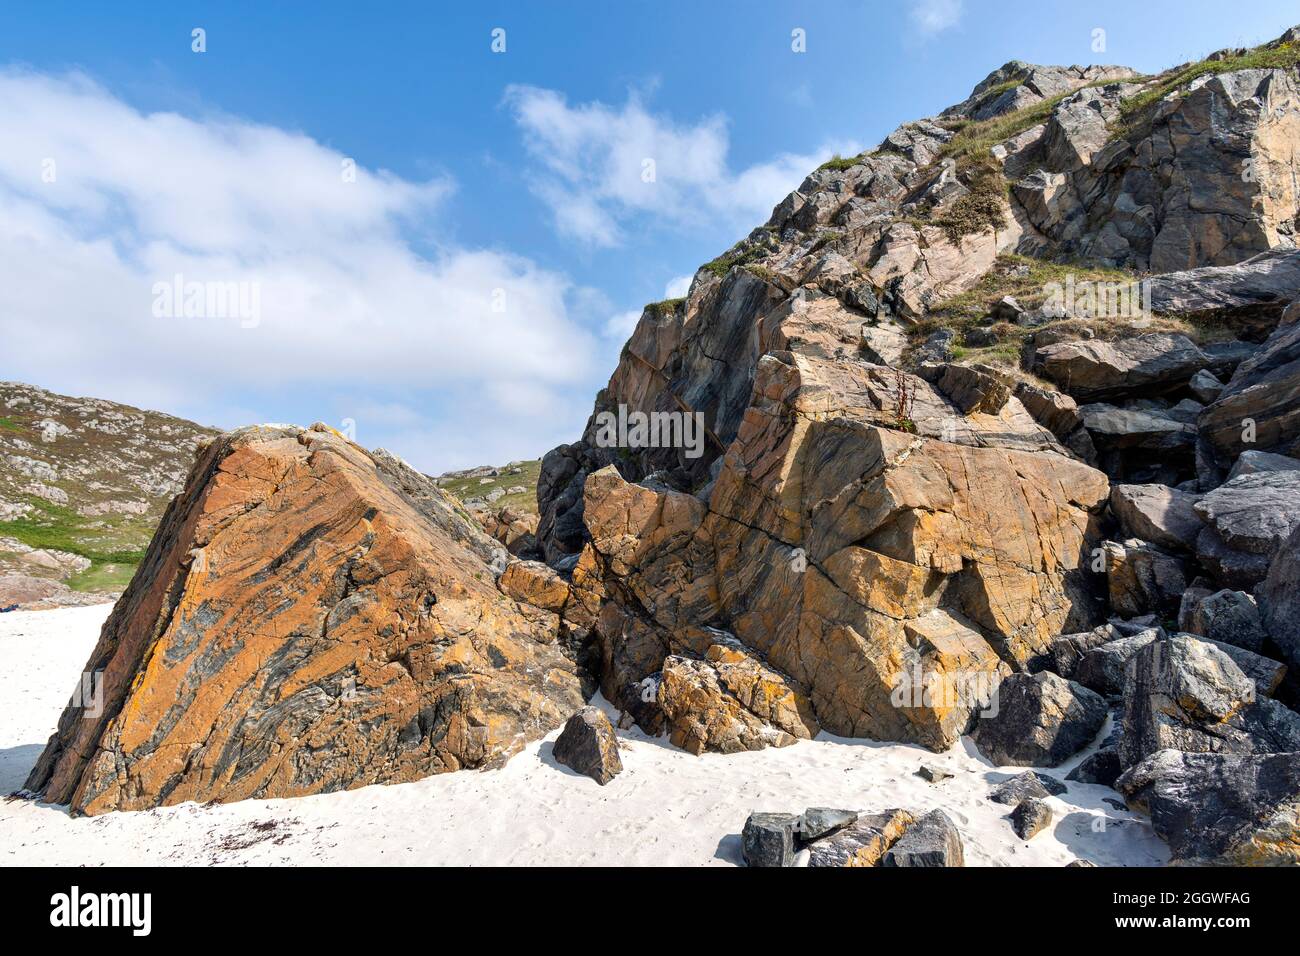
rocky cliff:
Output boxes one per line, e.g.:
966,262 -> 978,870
537,26 -> 1300,791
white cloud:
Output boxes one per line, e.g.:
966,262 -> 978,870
504,85 -> 859,247
910,0 -> 963,34
603,309 -> 642,340
663,275 -> 692,299
0,69 -> 601,472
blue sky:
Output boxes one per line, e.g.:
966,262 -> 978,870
1,1 -> 1297,471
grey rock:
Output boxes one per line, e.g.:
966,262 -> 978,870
1227,449 -> 1300,481
927,363 -> 1011,415
1040,625 -> 1120,679
988,770 -> 1068,805
1109,483 -> 1202,552
1010,798 -> 1053,839
1188,369 -> 1224,403
1115,749 -> 1300,866
972,672 -> 1108,767
1067,748 -> 1123,786
916,764 -> 954,783
742,811 -> 799,867
881,809 -> 964,867
1119,636 -> 1300,769
1198,300 -> 1300,472
551,706 -> 623,785
1075,629 -> 1160,696
1196,525 -> 1272,590
1185,589 -> 1268,653
1258,524 -> 1300,676
799,807 -> 858,841
1194,471 -> 1300,557
1035,333 -> 1212,401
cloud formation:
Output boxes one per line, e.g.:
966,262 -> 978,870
504,85 -> 859,247
0,69 -> 601,470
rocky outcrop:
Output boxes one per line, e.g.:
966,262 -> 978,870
24,425 -> 584,814
1034,333 -> 1215,401
1116,749 -> 1300,866
1109,483 -> 1202,552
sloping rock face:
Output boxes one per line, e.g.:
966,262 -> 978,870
25,425 -> 583,814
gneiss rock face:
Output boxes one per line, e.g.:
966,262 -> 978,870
25,425 -> 583,815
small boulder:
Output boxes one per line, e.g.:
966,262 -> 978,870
881,809 -> 965,867
1066,748 -> 1123,787
1187,369 -> 1224,403
1109,484 -> 1202,553
1074,629 -> 1160,696
916,764 -> 954,783
742,812 -> 799,867
1011,798 -> 1053,839
1119,636 -> 1300,768
1227,450 -> 1300,481
1104,540 -> 1187,617
972,672 -> 1108,767
989,770 -> 1068,805
551,706 -> 623,785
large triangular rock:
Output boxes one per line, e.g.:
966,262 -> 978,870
25,425 -> 583,814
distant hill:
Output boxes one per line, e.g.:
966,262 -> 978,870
0,381 -> 219,606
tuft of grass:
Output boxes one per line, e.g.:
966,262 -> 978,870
646,297 -> 685,318
702,245 -> 764,278
1114,40 -> 1300,139
0,416 -> 24,433
818,152 -> 867,172
933,157 -> 1009,243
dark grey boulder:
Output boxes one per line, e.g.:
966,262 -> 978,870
1038,624 -> 1120,679
1183,589 -> 1268,653
742,812 -> 799,867
1074,629 -> 1160,696
989,770 -> 1067,805
1011,798 -> 1053,839
1115,749 -> 1300,866
881,810 -> 964,867
1258,524 -> 1300,677
1066,747 -> 1123,787
1227,449 -> 1300,481
972,672 -> 1108,767
1119,636 -> 1300,768
1194,471 -> 1300,559
551,706 -> 623,785
1109,483 -> 1202,553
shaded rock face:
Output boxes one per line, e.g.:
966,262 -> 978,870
24,425 -> 583,815
970,672 -> 1107,767
1119,637 -> 1300,769
1259,525 -> 1300,675
1116,749 -> 1300,866
1198,303 -> 1300,475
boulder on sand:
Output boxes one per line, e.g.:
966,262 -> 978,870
551,706 -> 623,785
24,425 -> 584,815
971,672 -> 1107,767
